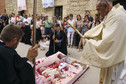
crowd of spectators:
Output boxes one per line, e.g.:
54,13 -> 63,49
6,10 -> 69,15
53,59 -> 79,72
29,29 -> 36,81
0,10 -> 101,51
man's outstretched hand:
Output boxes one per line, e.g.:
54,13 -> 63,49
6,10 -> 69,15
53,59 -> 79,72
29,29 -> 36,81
26,44 -> 40,63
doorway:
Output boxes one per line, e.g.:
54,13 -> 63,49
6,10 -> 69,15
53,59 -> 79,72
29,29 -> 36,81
18,10 -> 25,16
54,6 -> 63,19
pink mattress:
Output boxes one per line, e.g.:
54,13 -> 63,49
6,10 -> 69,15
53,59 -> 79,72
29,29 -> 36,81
35,52 -> 89,84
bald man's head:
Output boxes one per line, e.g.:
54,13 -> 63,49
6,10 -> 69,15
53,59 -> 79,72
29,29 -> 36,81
98,0 -> 113,3
97,0 -> 113,6
96,0 -> 113,20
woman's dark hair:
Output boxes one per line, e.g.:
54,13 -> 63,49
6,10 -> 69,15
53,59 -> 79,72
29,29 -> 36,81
58,16 -> 62,20
63,17 -> 67,22
69,14 -> 73,17
55,24 -> 60,27
95,20 -> 101,25
84,15 -> 89,22
76,14 -> 82,21
95,14 -> 100,20
67,15 -> 69,19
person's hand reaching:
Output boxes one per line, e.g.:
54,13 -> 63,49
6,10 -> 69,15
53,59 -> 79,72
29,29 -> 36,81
26,44 -> 39,63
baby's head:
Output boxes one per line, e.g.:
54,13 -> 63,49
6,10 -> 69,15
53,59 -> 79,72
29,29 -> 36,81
53,60 -> 60,65
57,54 -> 64,59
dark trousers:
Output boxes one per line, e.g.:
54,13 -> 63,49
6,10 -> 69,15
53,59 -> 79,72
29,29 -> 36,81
24,25 -> 31,45
75,33 -> 80,47
45,28 -> 51,35
36,29 -> 42,43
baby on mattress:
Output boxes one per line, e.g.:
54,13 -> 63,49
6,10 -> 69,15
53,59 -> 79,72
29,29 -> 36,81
38,60 -> 69,84
40,68 -> 65,84
57,54 -> 81,69
35,52 -> 87,84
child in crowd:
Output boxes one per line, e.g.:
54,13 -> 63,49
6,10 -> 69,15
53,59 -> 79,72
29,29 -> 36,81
39,36 -> 50,50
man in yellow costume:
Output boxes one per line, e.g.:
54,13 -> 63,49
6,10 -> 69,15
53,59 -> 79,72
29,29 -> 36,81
80,0 -> 126,84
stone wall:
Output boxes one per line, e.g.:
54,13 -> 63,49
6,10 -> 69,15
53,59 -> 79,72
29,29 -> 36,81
5,0 -> 18,14
5,0 -> 98,19
67,0 -> 98,18
36,0 -> 68,19
0,0 -> 5,14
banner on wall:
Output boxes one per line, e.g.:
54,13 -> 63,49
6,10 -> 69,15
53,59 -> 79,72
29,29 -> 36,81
42,0 -> 54,8
17,0 -> 27,11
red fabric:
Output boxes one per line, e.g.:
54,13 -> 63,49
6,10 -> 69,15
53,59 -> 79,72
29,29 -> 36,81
64,66 -> 68,71
53,62 -> 61,69
62,22 -> 67,27
37,68 -> 42,75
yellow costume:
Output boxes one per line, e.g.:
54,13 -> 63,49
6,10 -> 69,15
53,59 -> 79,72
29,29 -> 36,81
80,4 -> 126,84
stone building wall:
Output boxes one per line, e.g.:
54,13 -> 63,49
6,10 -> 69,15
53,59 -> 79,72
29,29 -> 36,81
5,0 -> 18,14
67,0 -> 97,18
5,0 -> 98,19
0,0 -> 5,14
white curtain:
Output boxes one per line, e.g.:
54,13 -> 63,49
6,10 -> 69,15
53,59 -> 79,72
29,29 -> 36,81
42,0 -> 54,8
17,0 -> 27,11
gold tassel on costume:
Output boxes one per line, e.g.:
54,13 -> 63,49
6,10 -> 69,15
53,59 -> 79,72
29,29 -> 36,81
99,68 -> 106,84
114,3 -> 120,8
